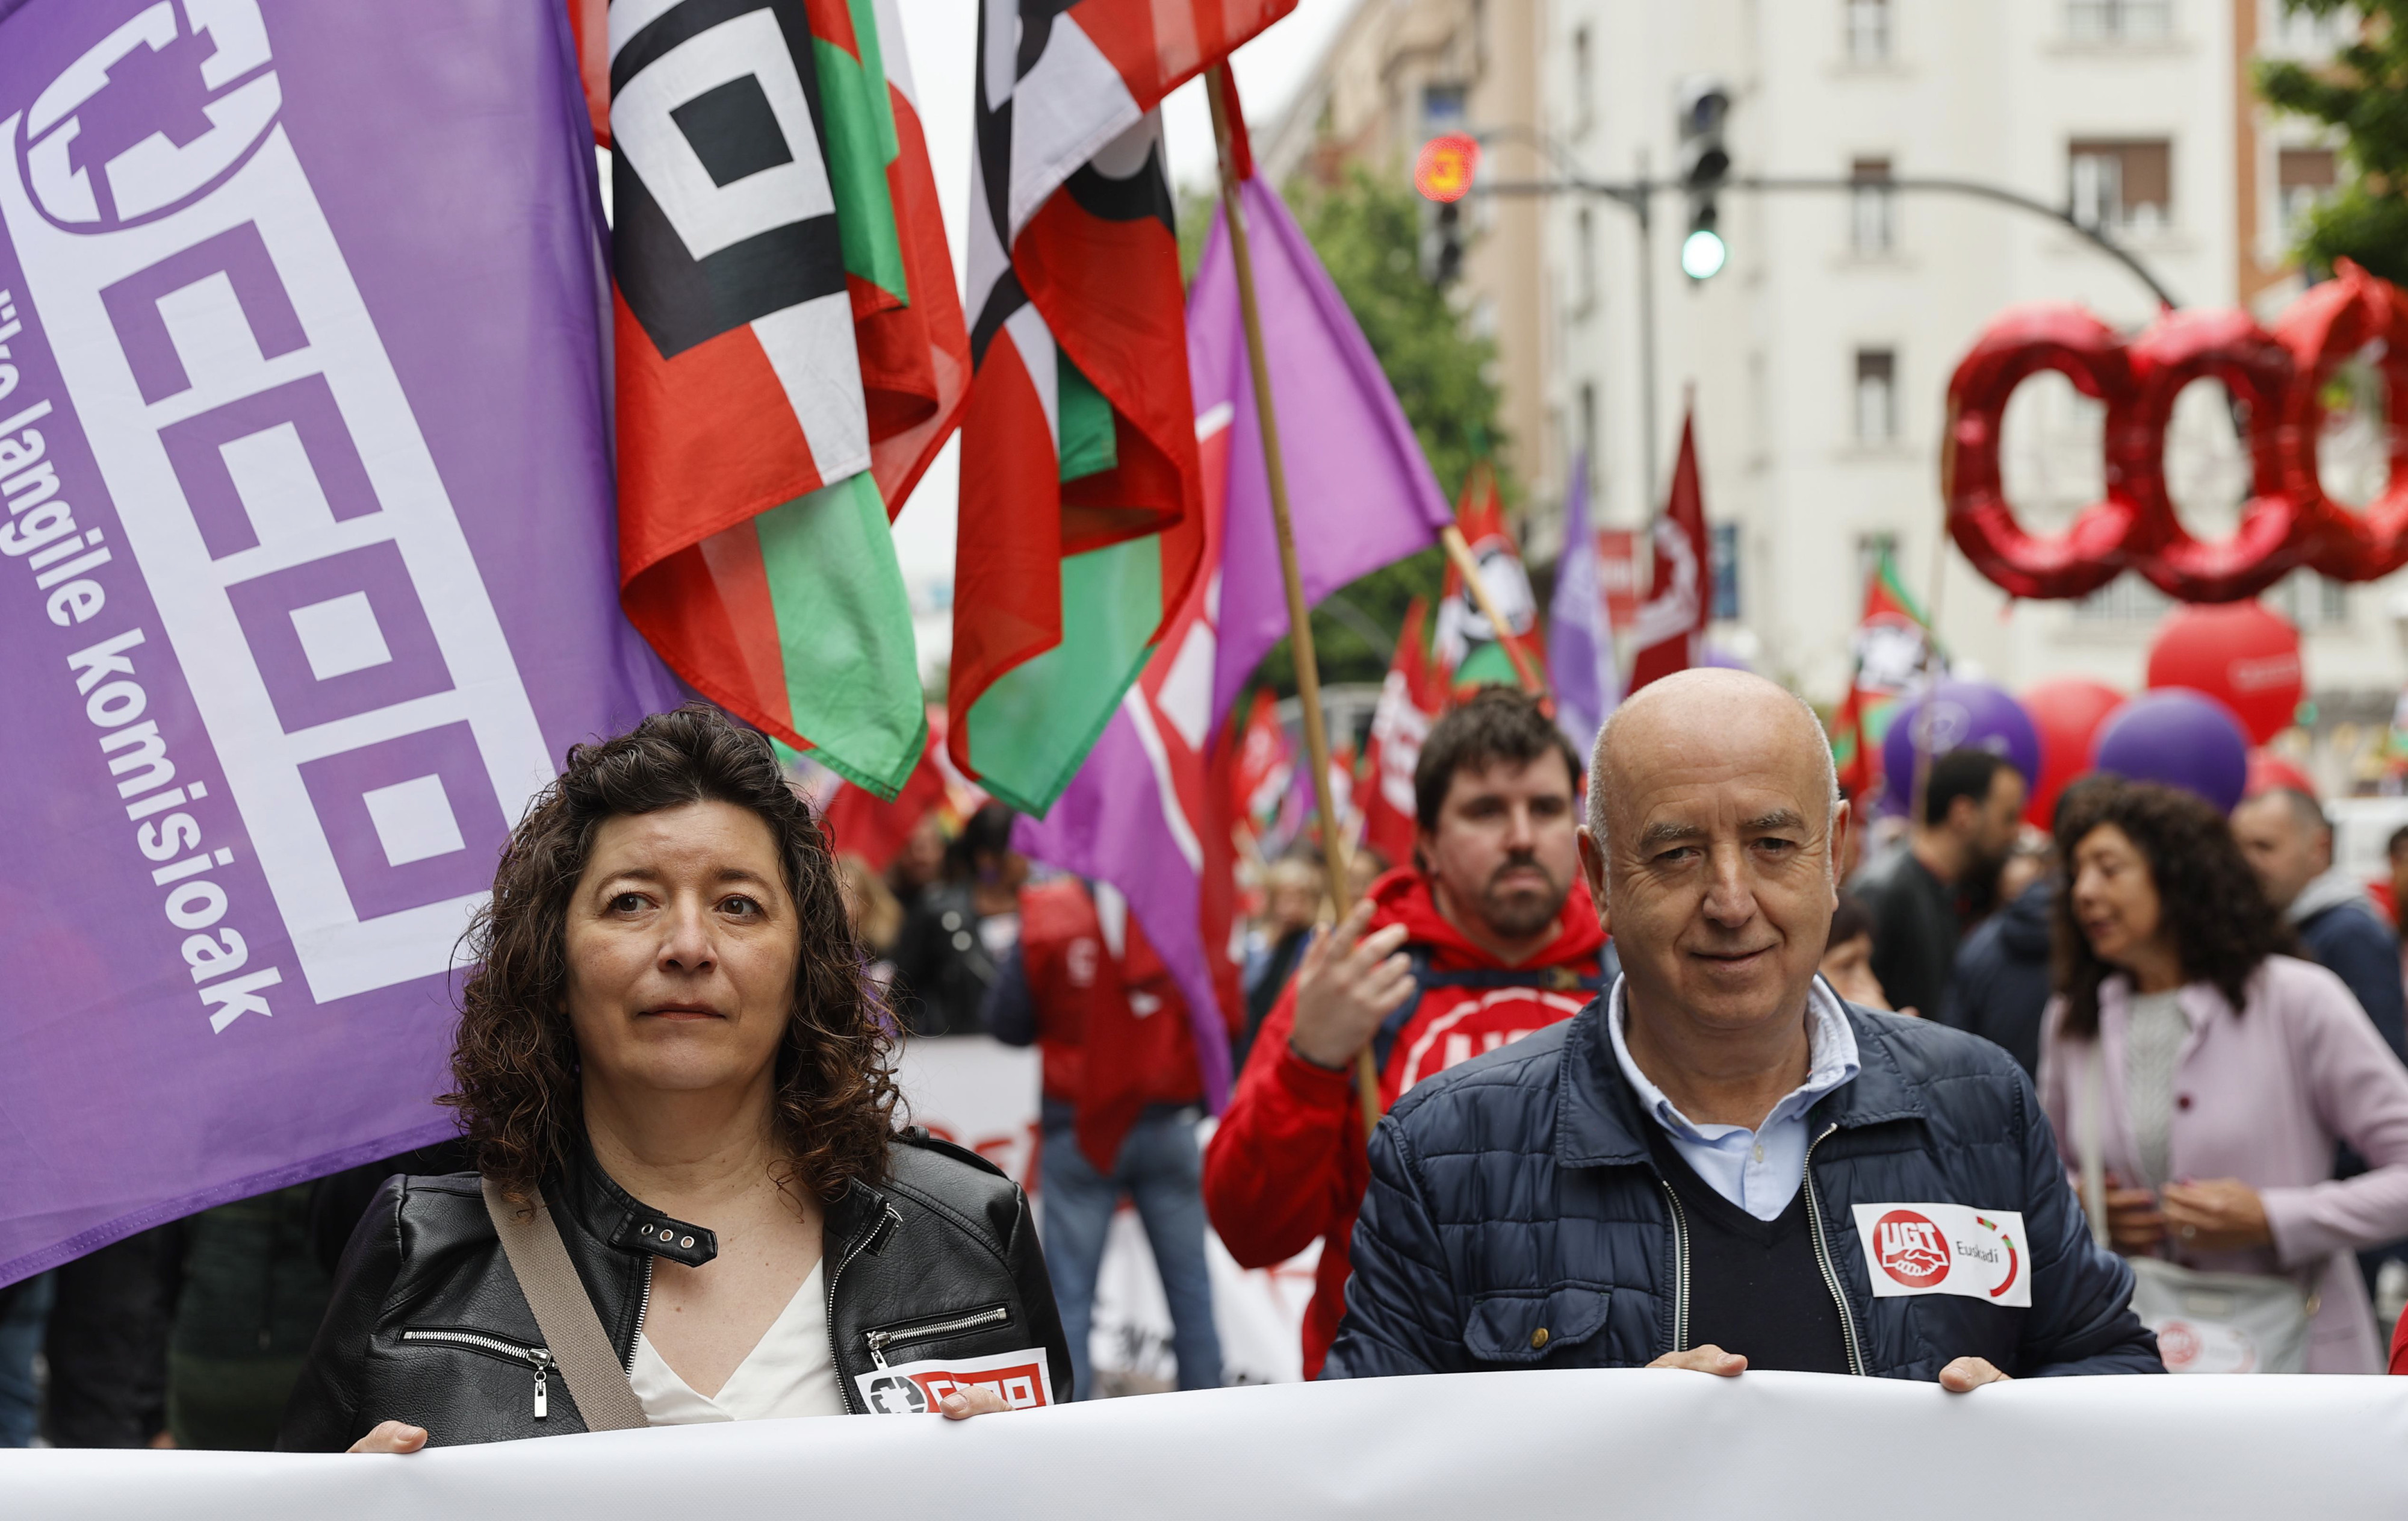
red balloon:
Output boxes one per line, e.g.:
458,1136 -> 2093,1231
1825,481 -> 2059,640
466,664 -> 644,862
2020,677 -> 2126,827
2145,602 -> 2304,745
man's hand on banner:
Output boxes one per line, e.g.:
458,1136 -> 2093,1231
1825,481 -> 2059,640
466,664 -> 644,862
1288,901 -> 1415,1072
1649,1346 -> 2011,1391
347,1420 -> 430,1454
1937,1357 -> 2011,1392
1646,1346 -> 1747,1376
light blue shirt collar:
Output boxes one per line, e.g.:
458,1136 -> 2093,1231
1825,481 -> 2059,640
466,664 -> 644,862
1606,974 -> 1863,1220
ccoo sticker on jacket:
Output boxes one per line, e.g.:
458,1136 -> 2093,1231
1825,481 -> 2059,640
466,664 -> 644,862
856,1348 -> 1056,1414
1850,1204 -> 2032,1307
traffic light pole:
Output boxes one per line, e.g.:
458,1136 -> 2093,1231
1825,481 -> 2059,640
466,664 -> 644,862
1478,167 -> 2180,505
1479,172 -> 2182,308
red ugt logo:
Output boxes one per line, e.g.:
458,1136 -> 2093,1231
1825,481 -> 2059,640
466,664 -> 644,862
1874,1210 -> 1952,1289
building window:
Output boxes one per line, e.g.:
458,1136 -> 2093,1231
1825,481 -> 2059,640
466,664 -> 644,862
2076,571 -> 2175,621
2070,138 -> 2172,231
1575,205 -> 1597,311
1851,157 -> 1894,254
1710,523 -> 1741,620
1846,0 -> 1890,63
2271,568 -> 2348,629
1577,381 -> 1598,490
2068,0 -> 2172,42
2279,147 -> 2338,235
1422,82 -> 1468,131
1855,349 -> 1898,444
1855,532 -> 1901,593
1572,26 -> 1594,135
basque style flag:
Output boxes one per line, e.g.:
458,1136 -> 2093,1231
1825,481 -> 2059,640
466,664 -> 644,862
1433,467 -> 1544,692
951,0 -> 1295,814
593,0 -> 966,796
1831,546 -> 1941,799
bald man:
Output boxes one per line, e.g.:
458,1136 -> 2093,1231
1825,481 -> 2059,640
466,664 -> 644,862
1320,670 -> 2159,1384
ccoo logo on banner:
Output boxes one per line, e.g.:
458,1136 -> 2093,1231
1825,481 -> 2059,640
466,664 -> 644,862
0,0 -> 551,1028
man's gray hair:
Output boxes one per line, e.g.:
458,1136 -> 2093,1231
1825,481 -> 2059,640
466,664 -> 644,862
1584,683 -> 1841,901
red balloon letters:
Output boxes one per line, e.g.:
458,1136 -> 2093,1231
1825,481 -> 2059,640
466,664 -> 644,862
1945,261 -> 2408,602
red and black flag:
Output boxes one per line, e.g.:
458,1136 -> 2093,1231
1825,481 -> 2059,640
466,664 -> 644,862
578,0 -> 964,795
950,0 -> 1293,813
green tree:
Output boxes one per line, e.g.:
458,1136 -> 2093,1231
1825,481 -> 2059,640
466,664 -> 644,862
2257,2 -> 2408,286
1179,167 -> 1514,703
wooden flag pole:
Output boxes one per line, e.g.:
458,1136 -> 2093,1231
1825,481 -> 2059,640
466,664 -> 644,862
1207,67 -> 1383,1144
1438,515 -> 1544,694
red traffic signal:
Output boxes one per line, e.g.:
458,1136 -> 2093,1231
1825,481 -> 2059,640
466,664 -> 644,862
1413,133 -> 1480,204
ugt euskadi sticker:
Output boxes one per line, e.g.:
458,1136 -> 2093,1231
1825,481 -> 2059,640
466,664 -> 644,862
1850,1203 -> 2032,1307
854,1348 -> 1055,1415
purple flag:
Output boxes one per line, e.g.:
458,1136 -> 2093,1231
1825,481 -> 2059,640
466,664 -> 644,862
1547,451 -> 1619,750
1017,176 -> 1450,1110
0,0 -> 682,1285
1203,178 -> 1455,727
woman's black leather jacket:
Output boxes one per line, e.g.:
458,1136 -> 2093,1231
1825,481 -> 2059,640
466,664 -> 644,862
276,1130 -> 1070,1449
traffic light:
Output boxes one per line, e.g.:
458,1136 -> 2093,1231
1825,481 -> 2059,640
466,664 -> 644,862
1414,133 -> 1479,287
1675,76 -> 1730,281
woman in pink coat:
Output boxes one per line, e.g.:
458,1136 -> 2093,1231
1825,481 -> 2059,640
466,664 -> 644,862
2038,780 -> 2408,1373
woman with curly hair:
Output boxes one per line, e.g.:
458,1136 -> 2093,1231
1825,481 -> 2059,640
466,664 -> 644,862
279,706 -> 1069,1451
2037,779 -> 2408,1373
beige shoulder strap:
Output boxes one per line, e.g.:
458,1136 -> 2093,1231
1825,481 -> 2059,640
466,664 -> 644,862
481,1178 -> 650,1432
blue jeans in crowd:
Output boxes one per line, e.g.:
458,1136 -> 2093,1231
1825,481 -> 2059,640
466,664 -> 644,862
0,1272 -> 55,1447
1040,1108 -> 1221,1399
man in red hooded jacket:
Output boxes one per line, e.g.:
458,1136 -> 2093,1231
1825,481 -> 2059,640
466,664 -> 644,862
1204,689 -> 1608,1376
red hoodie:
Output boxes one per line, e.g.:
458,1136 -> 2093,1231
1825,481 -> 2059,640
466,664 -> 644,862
1202,866 -> 1606,1377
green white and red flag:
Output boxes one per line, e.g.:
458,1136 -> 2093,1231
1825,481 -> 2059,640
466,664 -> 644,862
1831,544 -> 1940,798
950,0 -> 1296,813
580,0 -> 966,797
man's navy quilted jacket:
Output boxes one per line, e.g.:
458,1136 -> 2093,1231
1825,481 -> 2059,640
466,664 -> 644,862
1320,995 -> 2162,1380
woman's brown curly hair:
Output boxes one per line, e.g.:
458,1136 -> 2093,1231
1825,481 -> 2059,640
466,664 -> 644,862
444,703 -> 898,1202
2050,777 -> 2294,1040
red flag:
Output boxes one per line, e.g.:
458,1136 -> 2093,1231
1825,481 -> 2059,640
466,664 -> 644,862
1230,689 -> 1294,846
1433,468 -> 1544,693
1627,411 -> 1710,694
822,721 -> 948,874
1362,599 -> 1442,869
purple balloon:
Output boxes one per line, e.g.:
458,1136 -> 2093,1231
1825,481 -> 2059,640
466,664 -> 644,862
2089,690 -> 2250,813
1881,680 -> 2042,806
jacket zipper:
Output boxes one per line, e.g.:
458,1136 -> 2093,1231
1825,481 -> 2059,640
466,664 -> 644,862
1657,1178 -> 1691,1355
626,1255 -> 654,1375
400,1329 -> 555,1417
826,1203 -> 903,1413
1801,1123 -> 1868,1377
864,1304 -> 1010,1369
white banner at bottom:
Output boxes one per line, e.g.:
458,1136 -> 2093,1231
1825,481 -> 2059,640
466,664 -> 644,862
6,1369 -> 2407,1519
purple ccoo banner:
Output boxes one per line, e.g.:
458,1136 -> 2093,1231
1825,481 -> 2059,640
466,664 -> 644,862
0,0 -> 682,1285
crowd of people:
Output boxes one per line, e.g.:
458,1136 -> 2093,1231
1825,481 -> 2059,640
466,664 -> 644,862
7,674 -> 2408,1454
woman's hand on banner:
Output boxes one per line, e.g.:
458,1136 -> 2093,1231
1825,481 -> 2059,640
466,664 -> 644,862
347,1420 -> 430,1454
939,1386 -> 1012,1419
